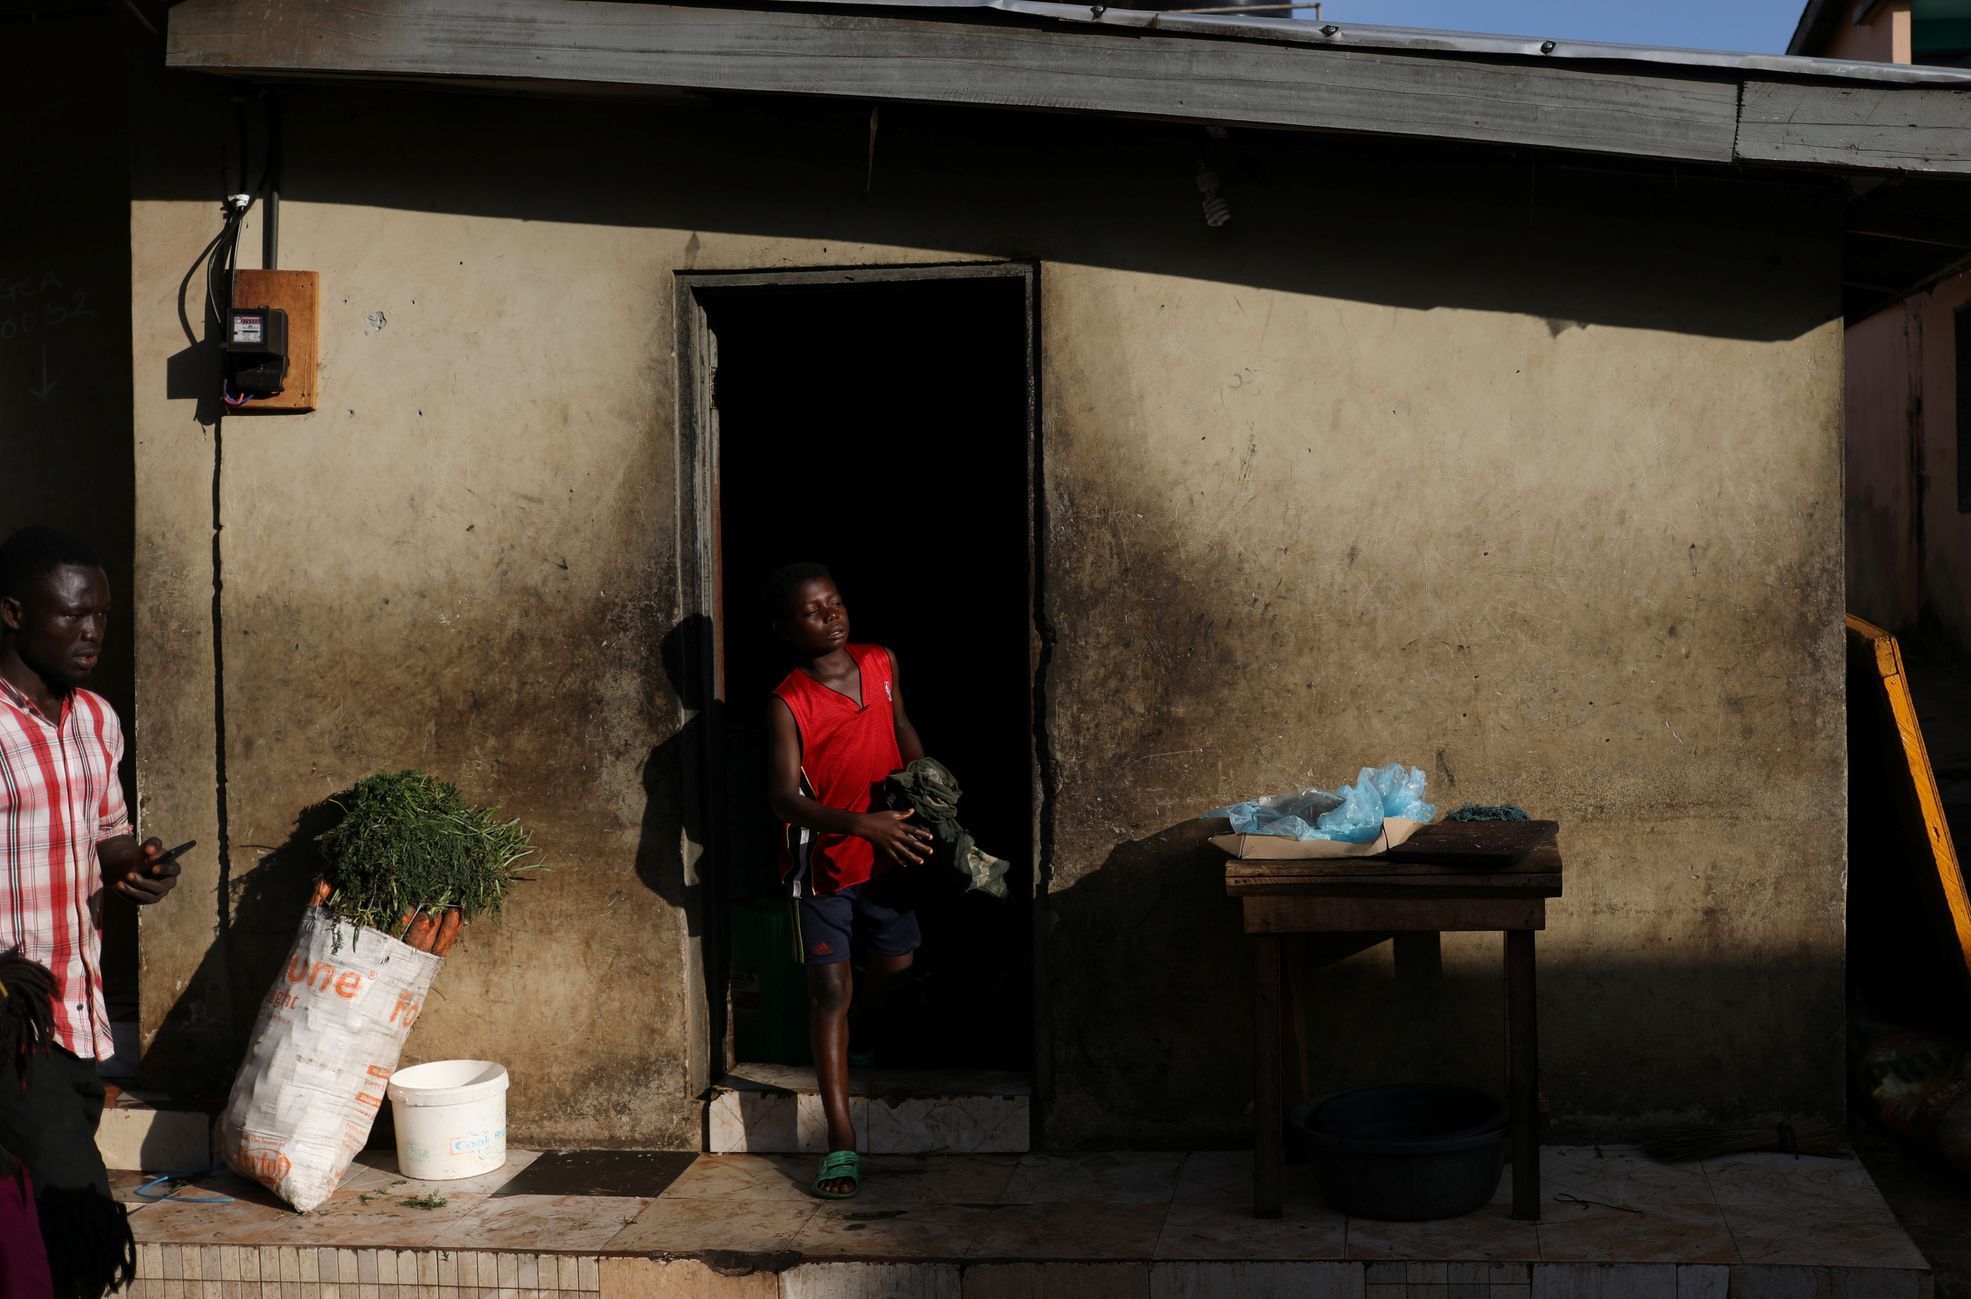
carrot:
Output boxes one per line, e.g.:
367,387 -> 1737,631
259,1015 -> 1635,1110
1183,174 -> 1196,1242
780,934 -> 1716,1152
431,908 -> 464,957
309,880 -> 331,908
404,910 -> 438,952
394,907 -> 416,939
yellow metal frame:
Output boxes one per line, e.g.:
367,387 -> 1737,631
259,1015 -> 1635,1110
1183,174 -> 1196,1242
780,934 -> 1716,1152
1846,613 -> 1971,993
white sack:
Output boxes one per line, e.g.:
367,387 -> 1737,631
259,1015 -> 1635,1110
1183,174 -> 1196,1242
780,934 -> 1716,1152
219,908 -> 443,1212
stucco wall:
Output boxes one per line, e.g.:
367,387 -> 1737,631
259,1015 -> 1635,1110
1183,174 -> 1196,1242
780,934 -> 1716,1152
130,84 -> 1848,1145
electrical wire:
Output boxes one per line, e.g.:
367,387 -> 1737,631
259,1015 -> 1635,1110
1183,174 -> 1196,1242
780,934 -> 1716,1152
223,191 -> 242,304
193,91 -> 283,405
200,204 -> 247,333
263,94 -> 282,269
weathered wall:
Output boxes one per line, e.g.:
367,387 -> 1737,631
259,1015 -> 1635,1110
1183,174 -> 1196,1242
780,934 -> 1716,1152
1039,239 -> 1846,1143
132,84 -> 1848,1145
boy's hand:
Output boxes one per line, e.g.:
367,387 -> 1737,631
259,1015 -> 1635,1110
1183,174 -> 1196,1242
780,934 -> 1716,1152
857,809 -> 934,867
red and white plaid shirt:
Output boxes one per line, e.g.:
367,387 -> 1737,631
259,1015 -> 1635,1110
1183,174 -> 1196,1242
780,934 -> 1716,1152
0,677 -> 131,1059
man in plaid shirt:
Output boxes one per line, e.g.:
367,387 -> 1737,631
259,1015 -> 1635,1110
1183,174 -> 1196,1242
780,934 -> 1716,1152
0,526 -> 183,1299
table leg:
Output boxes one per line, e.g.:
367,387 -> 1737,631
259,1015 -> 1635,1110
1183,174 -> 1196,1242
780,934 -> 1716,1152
1505,928 -> 1539,1221
1254,934 -> 1284,1218
1282,936 -> 1311,1115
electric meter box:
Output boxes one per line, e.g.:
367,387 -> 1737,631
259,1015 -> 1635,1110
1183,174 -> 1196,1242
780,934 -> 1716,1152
225,304 -> 290,396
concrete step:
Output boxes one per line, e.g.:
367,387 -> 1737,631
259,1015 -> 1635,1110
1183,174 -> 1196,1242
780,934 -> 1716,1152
708,1063 -> 1030,1154
97,1087 -> 220,1173
116,1148 -> 1936,1299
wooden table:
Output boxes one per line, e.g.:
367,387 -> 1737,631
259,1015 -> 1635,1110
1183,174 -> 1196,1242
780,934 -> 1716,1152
1226,821 -> 1563,1221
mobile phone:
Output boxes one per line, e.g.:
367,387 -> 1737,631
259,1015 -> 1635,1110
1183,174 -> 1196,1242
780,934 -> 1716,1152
149,839 -> 198,873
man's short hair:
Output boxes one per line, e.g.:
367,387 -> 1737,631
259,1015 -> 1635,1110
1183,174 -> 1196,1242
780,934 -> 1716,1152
0,526 -> 102,600
763,562 -> 834,622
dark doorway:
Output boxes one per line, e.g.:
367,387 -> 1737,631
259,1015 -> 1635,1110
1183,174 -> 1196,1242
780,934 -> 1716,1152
698,269 -> 1035,1075
6,8 -> 143,1075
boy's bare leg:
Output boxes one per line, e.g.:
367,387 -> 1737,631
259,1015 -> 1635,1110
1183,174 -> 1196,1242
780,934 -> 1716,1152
808,962 -> 857,1193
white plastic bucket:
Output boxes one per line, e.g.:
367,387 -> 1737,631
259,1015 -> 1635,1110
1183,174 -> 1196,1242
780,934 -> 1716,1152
386,1060 -> 509,1181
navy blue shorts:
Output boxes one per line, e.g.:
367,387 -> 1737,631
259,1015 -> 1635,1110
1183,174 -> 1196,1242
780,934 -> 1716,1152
797,870 -> 921,967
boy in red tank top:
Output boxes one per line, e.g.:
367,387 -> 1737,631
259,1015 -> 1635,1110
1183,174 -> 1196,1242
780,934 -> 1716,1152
764,563 -> 934,1198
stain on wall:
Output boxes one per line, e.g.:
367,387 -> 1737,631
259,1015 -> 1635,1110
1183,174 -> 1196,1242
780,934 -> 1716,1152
130,85 -> 1847,1145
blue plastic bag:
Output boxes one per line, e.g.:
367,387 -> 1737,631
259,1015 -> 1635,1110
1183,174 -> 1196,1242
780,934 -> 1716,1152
1210,763 -> 1436,842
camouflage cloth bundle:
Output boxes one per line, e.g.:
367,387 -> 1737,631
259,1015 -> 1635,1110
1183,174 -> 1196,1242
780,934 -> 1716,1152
1853,1011 -> 1971,1180
882,758 -> 1008,899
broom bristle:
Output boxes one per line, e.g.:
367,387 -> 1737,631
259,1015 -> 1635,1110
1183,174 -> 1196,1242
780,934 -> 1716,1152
1641,1116 -> 1842,1163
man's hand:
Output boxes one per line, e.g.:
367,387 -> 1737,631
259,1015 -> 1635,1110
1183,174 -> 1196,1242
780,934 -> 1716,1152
856,809 -> 933,867
103,836 -> 183,904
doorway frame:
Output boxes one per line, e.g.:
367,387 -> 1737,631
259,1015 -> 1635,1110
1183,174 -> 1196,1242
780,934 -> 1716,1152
673,260 -> 1048,1117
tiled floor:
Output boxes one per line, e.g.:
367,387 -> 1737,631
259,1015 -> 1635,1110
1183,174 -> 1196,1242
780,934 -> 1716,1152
117,1145 -> 1932,1298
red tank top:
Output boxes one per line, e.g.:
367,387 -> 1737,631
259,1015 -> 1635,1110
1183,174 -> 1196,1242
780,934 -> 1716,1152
772,643 -> 903,894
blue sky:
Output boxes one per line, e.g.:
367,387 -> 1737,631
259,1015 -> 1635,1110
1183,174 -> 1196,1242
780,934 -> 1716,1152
1293,1 -> 1808,54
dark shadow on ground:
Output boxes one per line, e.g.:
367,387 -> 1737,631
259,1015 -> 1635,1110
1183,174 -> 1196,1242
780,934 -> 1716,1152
1853,1120 -> 1971,1299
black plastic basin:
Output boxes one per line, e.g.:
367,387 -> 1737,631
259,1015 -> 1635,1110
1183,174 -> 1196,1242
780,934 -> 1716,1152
1291,1084 -> 1509,1221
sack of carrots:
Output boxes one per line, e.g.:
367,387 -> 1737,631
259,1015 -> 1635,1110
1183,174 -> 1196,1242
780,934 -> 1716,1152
219,770 -> 539,1212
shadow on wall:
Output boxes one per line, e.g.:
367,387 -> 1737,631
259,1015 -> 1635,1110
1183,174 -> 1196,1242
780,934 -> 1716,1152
146,725 -> 711,1097
637,615 -> 722,1059
1044,816 -> 1847,1148
153,698 -> 720,1073
142,792 -> 339,1086
1019,314 -> 1842,1144
160,217 -> 231,429
133,86 -> 1844,345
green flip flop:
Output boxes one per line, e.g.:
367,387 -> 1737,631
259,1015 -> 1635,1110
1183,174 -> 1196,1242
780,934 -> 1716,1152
813,1149 -> 861,1199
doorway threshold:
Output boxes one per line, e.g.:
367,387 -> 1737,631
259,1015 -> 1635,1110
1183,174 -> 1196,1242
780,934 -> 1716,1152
709,1063 -> 1030,1154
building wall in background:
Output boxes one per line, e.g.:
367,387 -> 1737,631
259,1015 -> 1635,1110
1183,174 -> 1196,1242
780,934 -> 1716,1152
130,84 -> 1849,1145
1915,276 -> 1971,651
1820,0 -> 1911,62
1806,1 -> 1971,661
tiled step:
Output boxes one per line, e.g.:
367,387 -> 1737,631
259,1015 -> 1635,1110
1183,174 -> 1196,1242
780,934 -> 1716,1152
117,1147 -> 1935,1299
121,1253 -> 1938,1299
708,1063 -> 1030,1154
98,1088 -> 220,1173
